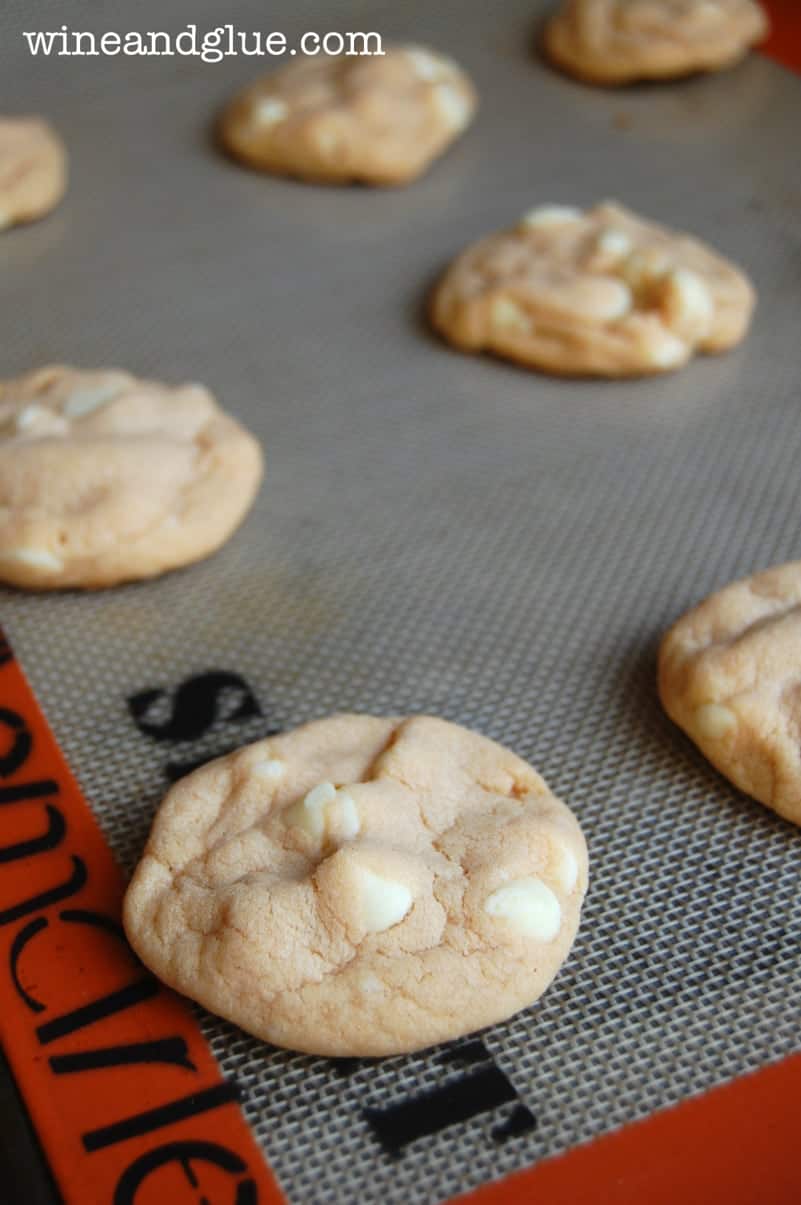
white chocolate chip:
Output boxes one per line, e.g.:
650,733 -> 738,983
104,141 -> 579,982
694,702 -> 737,740
433,83 -> 471,130
491,296 -> 529,331
406,46 -> 444,81
594,279 -> 632,321
286,781 -> 336,841
552,845 -> 579,893
663,267 -> 714,338
557,277 -> 632,323
596,227 -> 632,261
521,205 -> 582,230
355,866 -> 413,933
335,790 -> 361,840
15,403 -> 47,431
255,758 -> 285,781
484,876 -> 561,940
253,97 -> 288,126
648,330 -> 688,368
0,547 -> 63,572
305,782 -> 337,808
286,781 -> 360,845
63,381 -> 123,418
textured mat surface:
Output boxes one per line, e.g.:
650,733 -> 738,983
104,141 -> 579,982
1,2 -> 800,1202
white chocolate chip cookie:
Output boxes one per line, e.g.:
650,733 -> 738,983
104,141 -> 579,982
544,0 -> 768,86
0,366 -> 263,590
0,117 -> 67,231
659,561 -> 801,827
429,201 -> 754,377
219,46 -> 477,187
123,714 -> 588,1056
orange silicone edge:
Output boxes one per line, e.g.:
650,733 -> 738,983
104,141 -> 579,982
452,1052 -> 801,1205
760,0 -> 801,72
0,631 -> 285,1204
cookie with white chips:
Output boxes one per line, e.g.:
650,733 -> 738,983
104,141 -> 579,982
544,0 -> 768,86
0,117 -> 67,231
124,714 -> 588,1056
429,201 -> 755,377
0,366 -> 263,590
660,561 -> 801,828
219,45 -> 477,186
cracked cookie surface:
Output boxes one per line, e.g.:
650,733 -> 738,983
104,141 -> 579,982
123,714 -> 588,1056
659,561 -> 801,827
0,365 -> 263,589
543,0 -> 768,86
429,201 -> 754,377
0,116 -> 66,230
219,45 -> 477,186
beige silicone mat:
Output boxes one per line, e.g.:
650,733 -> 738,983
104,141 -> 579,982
2,1 -> 801,1201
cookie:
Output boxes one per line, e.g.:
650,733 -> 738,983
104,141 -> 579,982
123,714 -> 588,1057
0,117 -> 67,230
543,0 -> 768,86
429,201 -> 755,377
219,45 -> 477,186
659,561 -> 801,827
0,366 -> 263,590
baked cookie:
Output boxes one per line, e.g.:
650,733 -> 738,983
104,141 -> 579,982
219,45 -> 477,186
659,561 -> 801,827
124,714 -> 588,1056
543,0 -> 769,86
0,366 -> 263,590
429,201 -> 755,377
0,117 -> 67,230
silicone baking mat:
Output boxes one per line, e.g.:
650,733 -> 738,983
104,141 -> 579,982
1,2 -> 800,1202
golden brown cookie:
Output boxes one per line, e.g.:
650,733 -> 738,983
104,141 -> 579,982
659,561 -> 801,827
430,201 -> 755,377
0,366 -> 263,589
543,0 -> 768,86
219,46 -> 477,186
0,116 -> 67,230
124,714 -> 588,1056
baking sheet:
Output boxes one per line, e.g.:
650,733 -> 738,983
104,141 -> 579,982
1,1 -> 801,1201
